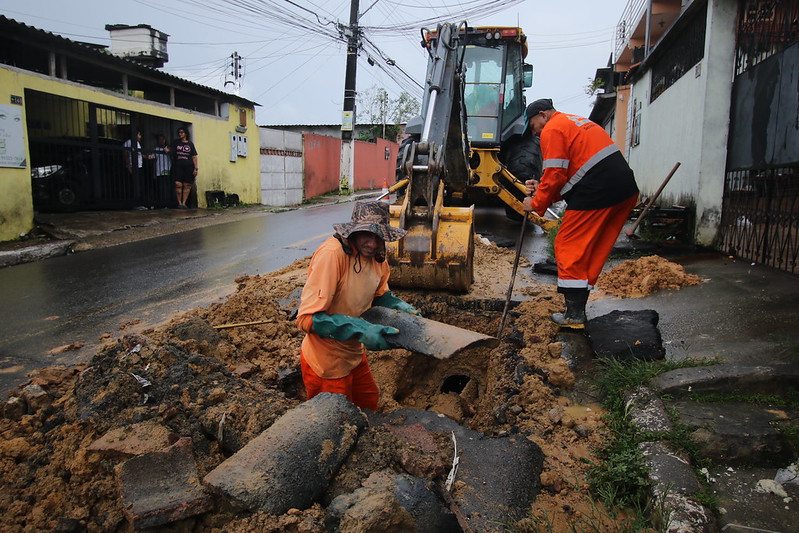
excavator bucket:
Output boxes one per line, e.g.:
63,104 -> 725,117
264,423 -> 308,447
386,203 -> 474,292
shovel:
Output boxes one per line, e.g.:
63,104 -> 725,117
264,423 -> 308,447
361,306 -> 498,360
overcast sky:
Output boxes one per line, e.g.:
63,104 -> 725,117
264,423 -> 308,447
2,0 -> 630,126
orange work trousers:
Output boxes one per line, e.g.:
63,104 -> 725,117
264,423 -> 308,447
554,194 -> 638,291
300,351 -> 379,411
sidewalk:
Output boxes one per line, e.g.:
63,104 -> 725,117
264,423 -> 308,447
0,190 -> 381,268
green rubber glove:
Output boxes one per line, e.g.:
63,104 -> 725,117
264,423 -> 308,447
372,291 -> 421,316
311,312 -> 399,351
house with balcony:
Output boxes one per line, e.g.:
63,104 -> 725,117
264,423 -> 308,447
591,0 -> 798,275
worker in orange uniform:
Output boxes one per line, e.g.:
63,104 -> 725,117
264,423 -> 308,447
296,200 -> 420,410
522,98 -> 639,329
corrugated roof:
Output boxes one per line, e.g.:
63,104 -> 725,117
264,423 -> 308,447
0,15 -> 259,107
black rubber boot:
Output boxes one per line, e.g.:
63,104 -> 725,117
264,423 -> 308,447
552,290 -> 589,329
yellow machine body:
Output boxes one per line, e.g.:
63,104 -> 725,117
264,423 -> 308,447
386,202 -> 474,292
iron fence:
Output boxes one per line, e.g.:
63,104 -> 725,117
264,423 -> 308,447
26,90 -> 183,211
736,0 -> 799,74
719,166 -> 799,274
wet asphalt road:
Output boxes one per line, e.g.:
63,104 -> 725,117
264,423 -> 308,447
0,203 -> 361,392
0,202 -> 547,393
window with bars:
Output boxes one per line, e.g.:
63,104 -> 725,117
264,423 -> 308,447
650,4 -> 707,102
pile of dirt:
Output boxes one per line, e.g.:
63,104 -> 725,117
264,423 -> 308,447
596,254 -> 702,298
0,240 -> 697,531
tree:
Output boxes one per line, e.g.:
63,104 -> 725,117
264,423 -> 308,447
356,85 -> 420,142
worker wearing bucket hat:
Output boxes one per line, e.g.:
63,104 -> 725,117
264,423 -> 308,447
296,200 -> 419,410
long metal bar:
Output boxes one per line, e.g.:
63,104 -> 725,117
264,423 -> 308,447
497,216 -> 527,339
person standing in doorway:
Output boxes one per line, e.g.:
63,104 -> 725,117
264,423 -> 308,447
170,127 -> 198,209
124,130 -> 152,210
153,133 -> 172,207
522,98 -> 639,329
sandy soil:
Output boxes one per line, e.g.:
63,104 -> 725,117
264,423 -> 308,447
0,247 -> 696,532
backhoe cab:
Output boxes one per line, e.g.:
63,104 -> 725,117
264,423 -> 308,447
388,23 -> 549,292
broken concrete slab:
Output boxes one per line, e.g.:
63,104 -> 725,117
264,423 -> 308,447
326,470 -> 460,533
88,421 -> 176,458
115,437 -> 213,530
624,386 -> 673,434
639,442 -> 716,533
639,441 -> 703,496
668,400 -> 797,466
585,309 -> 665,361
373,408 -> 543,532
203,392 -> 368,515
651,363 -> 799,396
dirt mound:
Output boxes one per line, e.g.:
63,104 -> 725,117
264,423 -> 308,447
0,237 -> 623,532
596,254 -> 702,298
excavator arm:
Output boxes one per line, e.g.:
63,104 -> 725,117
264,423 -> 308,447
387,22 -> 558,292
388,22 -> 476,292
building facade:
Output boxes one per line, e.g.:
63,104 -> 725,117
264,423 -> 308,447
0,16 -> 260,242
596,0 -> 798,274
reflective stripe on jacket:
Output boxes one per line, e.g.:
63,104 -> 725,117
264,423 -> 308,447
532,112 -> 638,214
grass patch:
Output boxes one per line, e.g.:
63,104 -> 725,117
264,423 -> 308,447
587,357 -> 717,517
688,389 -> 799,410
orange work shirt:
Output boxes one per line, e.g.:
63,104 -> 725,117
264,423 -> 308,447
296,236 -> 390,379
532,111 -> 636,215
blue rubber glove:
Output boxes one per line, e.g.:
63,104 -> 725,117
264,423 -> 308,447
311,312 -> 399,351
372,291 -> 421,316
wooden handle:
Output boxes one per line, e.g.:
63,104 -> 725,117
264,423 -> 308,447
213,319 -> 274,330
626,162 -> 681,236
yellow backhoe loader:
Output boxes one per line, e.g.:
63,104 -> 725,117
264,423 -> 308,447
387,22 -> 558,292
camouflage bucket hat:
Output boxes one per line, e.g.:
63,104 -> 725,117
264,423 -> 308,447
333,200 -> 407,242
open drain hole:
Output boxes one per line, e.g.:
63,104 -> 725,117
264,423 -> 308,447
441,374 -> 471,394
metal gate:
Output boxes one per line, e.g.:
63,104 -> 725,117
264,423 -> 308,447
26,90 -> 182,211
719,0 -> 799,274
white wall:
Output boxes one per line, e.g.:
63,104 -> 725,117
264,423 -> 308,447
626,0 -> 736,246
259,127 -> 304,207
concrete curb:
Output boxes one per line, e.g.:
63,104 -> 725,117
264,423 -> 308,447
0,240 -> 74,268
625,386 -> 718,532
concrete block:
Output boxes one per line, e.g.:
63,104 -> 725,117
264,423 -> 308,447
284,131 -> 303,152
285,171 -> 303,190
116,437 -> 213,530
261,155 -> 285,174
651,363 -> 799,397
261,172 -> 287,189
260,128 -> 286,150
639,442 -> 716,533
203,392 -> 368,515
624,386 -> 673,433
88,421 -> 175,458
261,189 -> 288,207
285,156 -> 303,174
284,189 -> 304,206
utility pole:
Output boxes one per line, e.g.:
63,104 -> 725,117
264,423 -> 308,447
339,0 -> 359,194
225,51 -> 243,95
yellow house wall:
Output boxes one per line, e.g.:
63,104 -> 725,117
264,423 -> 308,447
0,65 -> 260,242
